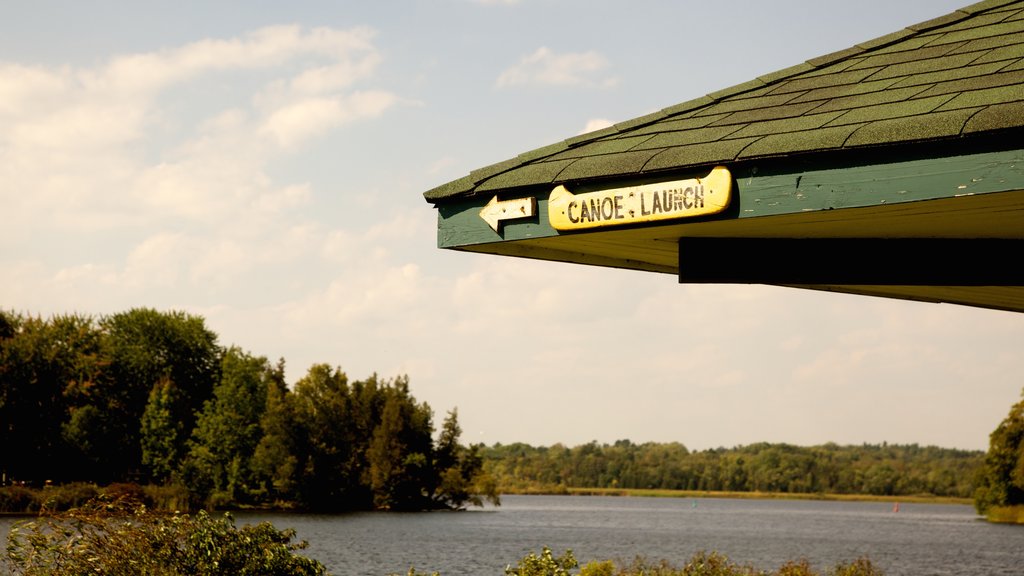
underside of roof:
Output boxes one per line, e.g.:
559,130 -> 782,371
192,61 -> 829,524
423,0 -> 1024,313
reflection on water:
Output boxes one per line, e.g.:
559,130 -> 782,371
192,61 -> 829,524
3,495 -> 1023,575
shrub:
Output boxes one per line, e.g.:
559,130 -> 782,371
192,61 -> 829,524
3,495 -> 328,576
505,547 -> 579,576
0,486 -> 37,513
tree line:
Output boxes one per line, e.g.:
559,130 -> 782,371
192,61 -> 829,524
0,308 -> 497,511
5,307 -> 1019,514
482,440 -> 983,498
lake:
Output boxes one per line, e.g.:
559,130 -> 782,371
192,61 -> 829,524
3,495 -> 1023,575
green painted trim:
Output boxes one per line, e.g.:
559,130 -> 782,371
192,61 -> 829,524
434,147 -> 1024,249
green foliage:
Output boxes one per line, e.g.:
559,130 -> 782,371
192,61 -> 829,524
505,547 -> 579,576
483,440 -> 982,499
141,378 -> 187,482
3,496 -> 327,576
1,308 -> 494,513
973,389 -> 1024,515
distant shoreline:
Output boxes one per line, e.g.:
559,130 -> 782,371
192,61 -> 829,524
504,486 -> 974,506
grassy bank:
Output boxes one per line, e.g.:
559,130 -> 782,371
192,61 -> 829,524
515,486 -> 974,506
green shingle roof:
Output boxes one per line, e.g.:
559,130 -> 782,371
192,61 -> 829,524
424,0 -> 1024,202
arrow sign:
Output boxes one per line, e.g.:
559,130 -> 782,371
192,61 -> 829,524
479,195 -> 537,232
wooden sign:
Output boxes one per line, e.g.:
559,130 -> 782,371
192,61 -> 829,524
548,166 -> 732,231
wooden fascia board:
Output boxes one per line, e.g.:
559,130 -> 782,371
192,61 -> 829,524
434,146 -> 1024,250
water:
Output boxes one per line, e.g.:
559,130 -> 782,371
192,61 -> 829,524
3,495 -> 1023,575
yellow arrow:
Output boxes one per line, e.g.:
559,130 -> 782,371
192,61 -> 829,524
480,195 -> 537,232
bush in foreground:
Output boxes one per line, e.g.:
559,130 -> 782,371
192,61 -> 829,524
3,496 -> 326,576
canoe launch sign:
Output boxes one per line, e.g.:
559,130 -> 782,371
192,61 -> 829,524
548,166 -> 732,231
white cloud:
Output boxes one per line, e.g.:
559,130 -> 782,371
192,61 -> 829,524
579,118 -> 614,134
259,90 -> 398,148
496,47 -> 617,88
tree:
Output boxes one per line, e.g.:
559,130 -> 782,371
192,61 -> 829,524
974,389 -> 1024,514
140,377 -> 186,482
288,364 -> 361,509
94,308 -> 221,482
251,358 -> 298,501
182,347 -> 276,505
366,378 -> 434,511
0,312 -> 102,483
432,409 -> 499,509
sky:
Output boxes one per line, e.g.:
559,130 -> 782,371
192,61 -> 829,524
3,0 -> 1021,453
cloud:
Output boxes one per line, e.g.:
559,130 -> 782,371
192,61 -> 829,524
0,23 -> 405,320
259,90 -> 398,148
496,47 -> 617,88
579,118 -> 614,134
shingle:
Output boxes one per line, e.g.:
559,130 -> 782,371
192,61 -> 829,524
811,85 -> 934,113
564,126 -> 618,147
707,79 -> 768,101
867,36 -> 937,56
423,174 -> 476,200
738,125 -> 866,157
919,17 -> 1024,45
802,56 -> 870,77
631,125 -> 747,149
728,111 -> 847,139
1004,58 -> 1024,71
856,29 -> 919,51
691,91 -> 808,117
946,33 -> 1024,54
555,150 -> 662,181
767,67 -> 883,95
868,52 -> 982,81
546,135 -> 657,161
642,138 -> 760,172
907,12 -> 972,33
787,77 -> 904,104
887,60 -> 1008,87
962,100 -> 1024,132
971,42 -> 1024,64
921,9 -> 1014,32
824,94 -> 958,125
847,41 -> 969,70
660,96 -> 715,116
613,110 -> 669,132
935,83 -> 1024,110
912,68 -> 1024,98
707,101 -> 826,126
806,47 -> 867,68
844,107 -> 982,146
469,157 -> 522,183
960,0 -> 1022,14
758,63 -> 817,84
476,159 -> 575,191
627,113 -> 733,136
516,140 -> 571,163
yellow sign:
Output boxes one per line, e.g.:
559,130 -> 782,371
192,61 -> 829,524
548,165 -> 732,231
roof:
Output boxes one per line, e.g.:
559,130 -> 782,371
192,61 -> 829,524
424,0 -> 1024,203
421,0 -> 1024,313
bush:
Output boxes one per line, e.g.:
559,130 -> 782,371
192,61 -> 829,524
0,486 -> 37,514
3,495 -> 328,576
504,547 -> 579,576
